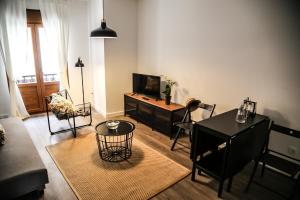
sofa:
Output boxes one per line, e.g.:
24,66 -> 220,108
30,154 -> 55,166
0,118 -> 49,199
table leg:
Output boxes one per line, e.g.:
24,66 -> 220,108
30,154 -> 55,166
96,134 -> 103,159
191,163 -> 196,181
218,179 -> 224,197
125,134 -> 128,159
219,140 -> 230,198
227,176 -> 233,192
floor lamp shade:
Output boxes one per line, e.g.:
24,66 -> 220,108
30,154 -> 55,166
75,58 -> 84,68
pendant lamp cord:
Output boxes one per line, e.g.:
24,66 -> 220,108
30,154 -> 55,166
102,0 -> 105,19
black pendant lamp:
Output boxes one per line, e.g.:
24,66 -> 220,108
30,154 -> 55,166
90,0 -> 117,38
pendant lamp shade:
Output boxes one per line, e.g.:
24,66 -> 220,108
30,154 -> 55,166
90,0 -> 117,38
90,19 -> 117,38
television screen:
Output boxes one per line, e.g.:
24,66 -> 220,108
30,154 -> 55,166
133,73 -> 160,98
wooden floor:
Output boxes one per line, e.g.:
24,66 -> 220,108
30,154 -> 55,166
19,111 -> 298,200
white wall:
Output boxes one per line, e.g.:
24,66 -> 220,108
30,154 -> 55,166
68,1 -> 92,105
88,0 -> 106,116
26,0 -> 39,9
104,0 -> 137,116
137,0 -> 300,158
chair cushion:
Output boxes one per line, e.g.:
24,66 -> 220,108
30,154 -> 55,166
49,93 -> 76,117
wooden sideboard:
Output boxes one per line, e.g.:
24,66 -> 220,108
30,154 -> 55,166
124,93 -> 185,138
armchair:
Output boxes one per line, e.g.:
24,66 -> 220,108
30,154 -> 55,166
45,89 -> 92,137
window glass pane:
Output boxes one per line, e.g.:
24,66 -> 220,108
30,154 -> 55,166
16,27 -> 36,84
38,27 -> 60,82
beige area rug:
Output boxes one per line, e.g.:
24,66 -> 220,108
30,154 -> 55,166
46,133 -> 190,200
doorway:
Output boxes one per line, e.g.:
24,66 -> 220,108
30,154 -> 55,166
16,10 -> 60,114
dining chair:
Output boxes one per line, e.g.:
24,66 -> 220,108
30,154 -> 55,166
246,121 -> 300,199
170,99 -> 215,151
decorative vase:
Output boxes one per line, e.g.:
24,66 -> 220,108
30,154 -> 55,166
165,95 -> 171,105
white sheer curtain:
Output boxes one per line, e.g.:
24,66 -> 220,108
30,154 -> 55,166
0,42 -> 10,118
39,0 -> 70,91
0,0 -> 29,119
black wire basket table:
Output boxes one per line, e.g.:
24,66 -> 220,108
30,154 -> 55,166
95,120 -> 135,162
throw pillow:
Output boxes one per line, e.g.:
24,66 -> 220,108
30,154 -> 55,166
0,123 -> 6,145
49,93 -> 77,119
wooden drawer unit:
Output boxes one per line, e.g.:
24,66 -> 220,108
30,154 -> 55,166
124,93 -> 185,138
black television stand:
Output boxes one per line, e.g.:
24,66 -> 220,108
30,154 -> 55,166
124,93 -> 185,138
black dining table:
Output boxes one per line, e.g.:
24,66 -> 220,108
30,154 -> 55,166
191,109 -> 269,197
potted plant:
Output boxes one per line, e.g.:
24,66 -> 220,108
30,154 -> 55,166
162,77 -> 176,105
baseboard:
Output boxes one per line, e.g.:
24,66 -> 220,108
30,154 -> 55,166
92,106 -> 106,118
106,111 -> 124,118
0,114 -> 9,119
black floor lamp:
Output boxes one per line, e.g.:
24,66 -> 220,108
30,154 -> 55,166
75,57 -> 85,112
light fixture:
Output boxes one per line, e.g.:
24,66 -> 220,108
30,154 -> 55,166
90,0 -> 117,38
75,57 -> 86,112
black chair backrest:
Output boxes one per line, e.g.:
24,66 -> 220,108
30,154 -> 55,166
198,103 -> 216,118
225,119 -> 270,178
271,122 -> 300,139
181,99 -> 201,123
181,99 -> 215,124
186,99 -> 201,112
266,121 -> 300,162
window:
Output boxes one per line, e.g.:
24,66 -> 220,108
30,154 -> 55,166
16,27 -> 36,84
38,27 -> 60,82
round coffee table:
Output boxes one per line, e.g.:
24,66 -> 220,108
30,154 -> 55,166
95,120 -> 135,162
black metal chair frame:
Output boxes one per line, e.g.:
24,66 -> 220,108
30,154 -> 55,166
45,90 -> 92,138
171,100 -> 216,151
246,121 -> 300,199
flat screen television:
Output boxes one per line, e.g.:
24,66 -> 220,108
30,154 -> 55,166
133,73 -> 161,99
